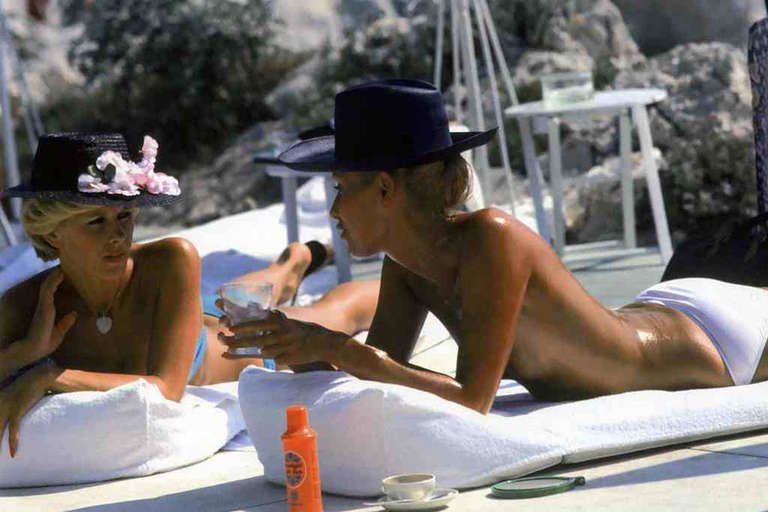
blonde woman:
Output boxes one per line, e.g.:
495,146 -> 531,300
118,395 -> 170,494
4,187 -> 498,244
0,133 -> 379,457
224,79 -> 768,413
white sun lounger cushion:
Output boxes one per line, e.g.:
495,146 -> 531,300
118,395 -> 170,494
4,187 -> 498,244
0,380 -> 244,487
238,367 -> 768,497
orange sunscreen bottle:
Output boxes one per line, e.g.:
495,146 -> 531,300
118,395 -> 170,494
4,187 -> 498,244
282,405 -> 323,511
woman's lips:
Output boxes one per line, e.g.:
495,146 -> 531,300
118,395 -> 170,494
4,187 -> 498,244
103,252 -> 126,261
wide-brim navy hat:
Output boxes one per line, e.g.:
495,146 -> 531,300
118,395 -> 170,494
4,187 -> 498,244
278,79 -> 497,172
252,122 -> 336,166
2,132 -> 181,207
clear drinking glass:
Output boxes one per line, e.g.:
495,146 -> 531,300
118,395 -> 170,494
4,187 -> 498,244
541,71 -> 594,108
217,281 -> 275,356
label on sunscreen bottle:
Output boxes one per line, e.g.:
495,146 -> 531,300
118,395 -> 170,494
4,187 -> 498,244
282,405 -> 323,511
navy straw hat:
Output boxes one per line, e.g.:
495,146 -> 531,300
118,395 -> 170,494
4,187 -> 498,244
2,132 -> 181,207
278,79 -> 497,172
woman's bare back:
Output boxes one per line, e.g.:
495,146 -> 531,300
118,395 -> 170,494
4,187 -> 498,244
400,209 -> 733,401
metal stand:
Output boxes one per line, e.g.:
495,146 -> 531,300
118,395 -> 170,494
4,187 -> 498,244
433,0 -> 518,213
0,2 -> 44,247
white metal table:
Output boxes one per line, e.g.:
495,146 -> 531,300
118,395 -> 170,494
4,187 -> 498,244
506,88 -> 673,264
262,164 -> 352,284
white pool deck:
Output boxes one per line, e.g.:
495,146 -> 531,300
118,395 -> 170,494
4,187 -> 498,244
3,252 -> 768,511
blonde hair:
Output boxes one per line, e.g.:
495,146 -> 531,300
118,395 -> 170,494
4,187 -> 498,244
21,199 -> 103,261
388,154 -> 473,225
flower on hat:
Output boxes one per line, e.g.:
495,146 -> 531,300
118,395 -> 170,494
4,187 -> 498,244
78,135 -> 180,197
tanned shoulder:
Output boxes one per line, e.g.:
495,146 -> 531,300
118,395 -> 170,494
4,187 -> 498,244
132,237 -> 201,291
462,207 -> 544,263
134,237 -> 200,263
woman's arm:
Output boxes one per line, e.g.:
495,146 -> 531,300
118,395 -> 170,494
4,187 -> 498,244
224,255 -> 429,371
231,210 -> 542,414
46,366 -> 176,395
138,238 -> 202,401
0,269 -> 77,381
337,214 -> 532,412
226,213 -> 533,413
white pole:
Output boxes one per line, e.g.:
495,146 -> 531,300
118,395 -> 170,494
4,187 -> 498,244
3,17 -> 41,149
434,0 -> 445,88
472,0 -> 515,211
458,0 -> 490,194
0,8 -> 20,221
450,0 -> 463,124
478,0 -> 518,105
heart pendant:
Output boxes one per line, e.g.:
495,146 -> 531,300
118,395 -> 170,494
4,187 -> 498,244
96,315 -> 112,334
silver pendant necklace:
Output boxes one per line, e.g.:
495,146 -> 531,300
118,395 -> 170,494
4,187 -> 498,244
90,280 -> 122,335
95,314 -> 112,334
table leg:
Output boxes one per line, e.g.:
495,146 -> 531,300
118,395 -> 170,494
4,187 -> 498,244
323,177 -> 352,284
547,117 -> 565,255
620,112 -> 636,249
518,118 -> 551,243
281,176 -> 299,244
0,204 -> 15,247
632,105 -> 673,263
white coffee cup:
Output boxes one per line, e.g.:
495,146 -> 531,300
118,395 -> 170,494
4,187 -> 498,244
381,473 -> 436,501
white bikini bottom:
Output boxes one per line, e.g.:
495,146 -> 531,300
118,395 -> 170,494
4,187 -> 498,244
634,278 -> 768,385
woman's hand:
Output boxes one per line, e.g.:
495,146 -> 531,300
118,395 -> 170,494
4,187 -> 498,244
25,269 -> 77,360
0,360 -> 56,458
218,309 -> 344,366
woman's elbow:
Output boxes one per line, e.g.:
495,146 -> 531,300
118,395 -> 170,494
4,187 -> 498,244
162,387 -> 184,402
150,377 -> 184,402
465,399 -> 493,415
456,391 -> 494,415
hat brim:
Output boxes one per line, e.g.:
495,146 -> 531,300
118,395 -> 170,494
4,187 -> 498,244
278,128 -> 498,172
1,184 -> 182,207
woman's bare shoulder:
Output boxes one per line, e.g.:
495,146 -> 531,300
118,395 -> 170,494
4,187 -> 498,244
132,237 -> 200,271
459,207 -> 547,258
132,237 -> 201,294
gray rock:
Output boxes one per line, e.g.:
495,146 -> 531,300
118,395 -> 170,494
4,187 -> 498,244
512,50 -> 595,85
272,0 -> 343,52
565,42 -> 757,243
546,0 -> 644,70
508,0 -> 644,182
513,0 -> 644,74
4,0 -> 82,104
564,149 -> 666,243
138,122 -> 292,228
270,0 -> 403,54
613,0 -> 766,55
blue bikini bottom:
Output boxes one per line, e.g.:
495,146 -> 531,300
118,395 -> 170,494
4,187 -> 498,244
193,295 -> 276,381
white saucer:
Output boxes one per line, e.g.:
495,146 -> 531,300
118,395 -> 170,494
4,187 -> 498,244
363,488 -> 458,510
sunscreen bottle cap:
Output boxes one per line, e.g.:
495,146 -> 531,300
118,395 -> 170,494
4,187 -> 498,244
285,405 -> 310,434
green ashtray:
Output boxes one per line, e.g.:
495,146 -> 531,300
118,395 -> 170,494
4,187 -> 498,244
491,476 -> 586,499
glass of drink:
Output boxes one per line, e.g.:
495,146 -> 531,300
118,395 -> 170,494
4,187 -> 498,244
217,281 -> 275,356
541,71 -> 594,108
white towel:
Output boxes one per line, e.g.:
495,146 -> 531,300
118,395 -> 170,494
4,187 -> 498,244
0,380 -> 244,488
238,367 -> 768,497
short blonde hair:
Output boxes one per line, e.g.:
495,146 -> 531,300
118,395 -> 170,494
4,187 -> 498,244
396,154 -> 473,220
21,199 -> 103,261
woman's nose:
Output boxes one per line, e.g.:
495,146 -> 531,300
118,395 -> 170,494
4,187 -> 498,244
108,220 -> 127,242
